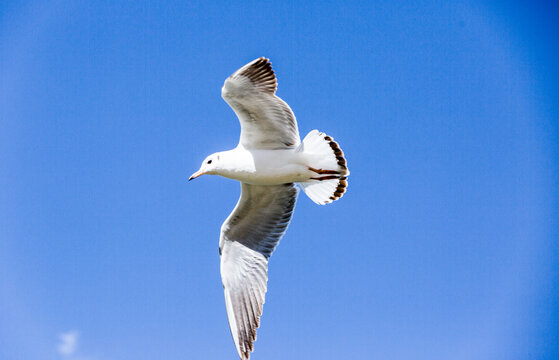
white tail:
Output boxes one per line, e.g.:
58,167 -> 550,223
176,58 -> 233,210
297,130 -> 349,205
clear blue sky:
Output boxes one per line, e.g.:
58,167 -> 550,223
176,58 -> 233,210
1,1 -> 558,359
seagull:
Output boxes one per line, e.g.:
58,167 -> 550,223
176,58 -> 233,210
189,58 -> 349,359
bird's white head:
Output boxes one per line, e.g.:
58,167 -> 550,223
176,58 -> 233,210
189,153 -> 223,181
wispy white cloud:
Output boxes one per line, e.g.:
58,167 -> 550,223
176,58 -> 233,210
57,330 -> 79,356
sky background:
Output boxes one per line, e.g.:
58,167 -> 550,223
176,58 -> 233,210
1,1 -> 558,359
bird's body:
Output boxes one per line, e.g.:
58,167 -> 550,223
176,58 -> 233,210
207,147 -> 321,185
190,58 -> 349,359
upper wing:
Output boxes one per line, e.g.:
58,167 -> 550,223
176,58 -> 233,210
221,58 -> 300,150
219,183 -> 299,359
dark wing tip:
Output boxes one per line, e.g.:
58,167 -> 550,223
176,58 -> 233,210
238,57 -> 278,94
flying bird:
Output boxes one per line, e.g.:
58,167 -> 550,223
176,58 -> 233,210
190,58 -> 349,359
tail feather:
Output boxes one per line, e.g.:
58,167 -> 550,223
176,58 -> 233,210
297,130 -> 349,205
324,135 -> 348,170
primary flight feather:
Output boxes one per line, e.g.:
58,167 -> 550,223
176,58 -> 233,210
190,57 -> 349,359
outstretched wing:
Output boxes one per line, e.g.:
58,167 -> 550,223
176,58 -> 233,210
219,183 -> 299,359
221,58 -> 300,150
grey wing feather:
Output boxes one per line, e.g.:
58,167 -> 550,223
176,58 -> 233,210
220,183 -> 299,359
221,58 -> 300,149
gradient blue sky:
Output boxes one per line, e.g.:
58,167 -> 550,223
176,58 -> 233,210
1,1 -> 558,359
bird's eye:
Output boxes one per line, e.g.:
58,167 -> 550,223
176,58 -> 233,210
207,159 -> 212,164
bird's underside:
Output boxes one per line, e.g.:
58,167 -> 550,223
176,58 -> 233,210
194,57 -> 349,359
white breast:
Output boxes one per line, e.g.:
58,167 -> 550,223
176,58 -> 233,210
221,147 -> 309,185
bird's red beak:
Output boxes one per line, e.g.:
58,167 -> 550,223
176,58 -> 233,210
188,170 -> 205,181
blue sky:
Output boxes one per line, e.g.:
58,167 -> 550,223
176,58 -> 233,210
1,1 -> 558,359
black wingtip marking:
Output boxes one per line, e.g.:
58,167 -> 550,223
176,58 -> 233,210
238,57 -> 277,94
